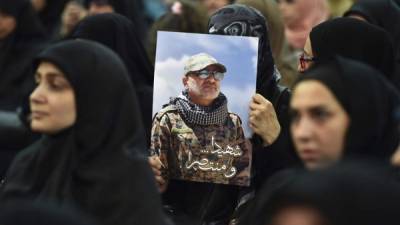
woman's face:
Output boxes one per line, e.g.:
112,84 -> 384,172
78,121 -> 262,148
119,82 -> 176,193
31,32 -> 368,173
298,36 -> 314,72
290,80 -> 350,170
0,12 -> 16,40
269,206 -> 329,225
30,62 -> 76,134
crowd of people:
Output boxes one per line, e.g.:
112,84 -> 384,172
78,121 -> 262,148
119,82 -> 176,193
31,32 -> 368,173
1,0 -> 400,225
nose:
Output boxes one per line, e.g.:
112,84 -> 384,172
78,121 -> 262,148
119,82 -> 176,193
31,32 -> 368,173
30,84 -> 47,105
291,116 -> 314,144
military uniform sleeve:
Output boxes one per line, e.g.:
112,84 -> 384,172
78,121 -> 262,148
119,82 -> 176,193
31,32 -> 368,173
150,113 -> 172,182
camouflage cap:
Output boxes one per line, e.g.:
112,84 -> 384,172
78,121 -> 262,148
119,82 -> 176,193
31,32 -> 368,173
184,53 -> 227,75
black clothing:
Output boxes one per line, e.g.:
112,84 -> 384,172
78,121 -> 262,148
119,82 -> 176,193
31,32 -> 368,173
157,5 -> 298,225
298,56 -> 400,161
83,0 -> 148,41
71,13 -> 154,144
344,0 -> 400,88
244,161 -> 400,225
208,4 -> 298,189
310,17 -> 397,85
37,0 -> 70,37
0,0 -> 47,110
0,40 -> 168,225
0,201 -> 96,225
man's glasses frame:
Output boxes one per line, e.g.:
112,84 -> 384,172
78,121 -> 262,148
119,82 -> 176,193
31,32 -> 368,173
189,69 -> 225,81
299,52 -> 316,71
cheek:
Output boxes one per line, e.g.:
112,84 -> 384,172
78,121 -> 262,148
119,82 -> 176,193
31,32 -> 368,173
317,122 -> 347,159
48,93 -> 76,129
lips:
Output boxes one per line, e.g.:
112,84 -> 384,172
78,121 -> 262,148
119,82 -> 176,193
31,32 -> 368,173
299,148 -> 319,160
31,111 -> 49,119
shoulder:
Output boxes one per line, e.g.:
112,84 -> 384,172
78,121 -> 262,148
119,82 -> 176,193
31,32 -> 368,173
154,104 -> 178,121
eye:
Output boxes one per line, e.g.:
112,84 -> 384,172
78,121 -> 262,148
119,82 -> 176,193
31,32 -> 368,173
310,108 -> 331,122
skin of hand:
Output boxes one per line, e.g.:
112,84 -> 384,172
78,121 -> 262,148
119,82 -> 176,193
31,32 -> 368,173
249,94 -> 281,146
148,155 -> 168,193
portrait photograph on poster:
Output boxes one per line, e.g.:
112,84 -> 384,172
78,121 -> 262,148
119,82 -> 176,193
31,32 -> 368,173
151,31 -> 258,186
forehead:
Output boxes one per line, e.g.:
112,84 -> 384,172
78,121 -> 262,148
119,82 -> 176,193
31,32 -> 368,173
36,61 -> 66,78
291,80 -> 340,109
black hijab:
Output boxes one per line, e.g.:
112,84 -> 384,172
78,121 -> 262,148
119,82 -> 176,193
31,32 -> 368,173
70,13 -> 154,144
296,56 -> 400,161
344,0 -> 400,89
37,0 -> 70,36
0,40 -> 168,225
246,161 -> 400,225
310,17 -> 396,84
83,0 -> 148,41
208,4 -> 279,99
0,0 -> 47,110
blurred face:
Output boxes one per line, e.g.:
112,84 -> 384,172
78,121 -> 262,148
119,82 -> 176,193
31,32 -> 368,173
31,0 -> 46,12
298,36 -> 314,72
62,2 -> 87,29
270,206 -> 329,225
290,80 -> 349,170
183,65 -> 222,106
88,2 -> 114,15
30,62 -> 76,134
0,12 -> 16,40
277,0 -> 303,26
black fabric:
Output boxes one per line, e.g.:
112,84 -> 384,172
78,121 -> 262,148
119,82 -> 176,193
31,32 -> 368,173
244,161 -> 400,225
83,0 -> 148,41
0,201 -> 96,225
310,17 -> 396,84
37,0 -> 69,36
344,0 -> 400,88
296,56 -> 400,162
70,13 -> 154,145
208,4 -> 278,98
208,4 -> 298,188
0,40 -> 168,225
0,0 -> 47,110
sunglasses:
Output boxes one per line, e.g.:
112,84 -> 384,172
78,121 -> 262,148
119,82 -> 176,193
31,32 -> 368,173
190,69 -> 225,81
299,52 -> 316,71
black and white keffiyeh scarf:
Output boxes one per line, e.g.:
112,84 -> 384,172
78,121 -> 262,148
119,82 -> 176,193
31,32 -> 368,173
171,91 -> 228,125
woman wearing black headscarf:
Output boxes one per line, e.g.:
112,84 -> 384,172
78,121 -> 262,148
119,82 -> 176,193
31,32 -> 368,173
0,40 -> 169,225
344,0 -> 400,88
70,13 -> 154,143
208,4 -> 298,188
244,161 -> 400,225
31,0 -> 70,37
300,18 -> 397,87
291,56 -> 400,169
83,0 -> 148,42
0,0 -> 47,110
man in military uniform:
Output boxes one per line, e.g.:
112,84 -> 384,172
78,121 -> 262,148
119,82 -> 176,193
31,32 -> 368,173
149,53 -> 250,225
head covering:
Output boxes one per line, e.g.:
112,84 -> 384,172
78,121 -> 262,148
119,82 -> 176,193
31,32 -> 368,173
0,40 -> 168,225
0,0 -> 47,110
310,17 -> 396,83
295,56 -> 400,161
71,13 -> 153,87
183,53 -> 226,75
83,0 -> 148,41
70,13 -> 154,144
208,4 -> 279,99
36,0 -> 70,36
344,0 -> 400,88
279,0 -> 329,49
245,161 -> 400,225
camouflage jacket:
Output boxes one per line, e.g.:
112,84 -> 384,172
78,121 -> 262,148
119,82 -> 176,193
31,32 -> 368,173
150,104 -> 251,186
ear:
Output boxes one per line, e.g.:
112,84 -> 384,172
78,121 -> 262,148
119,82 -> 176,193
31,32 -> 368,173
182,75 -> 189,89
